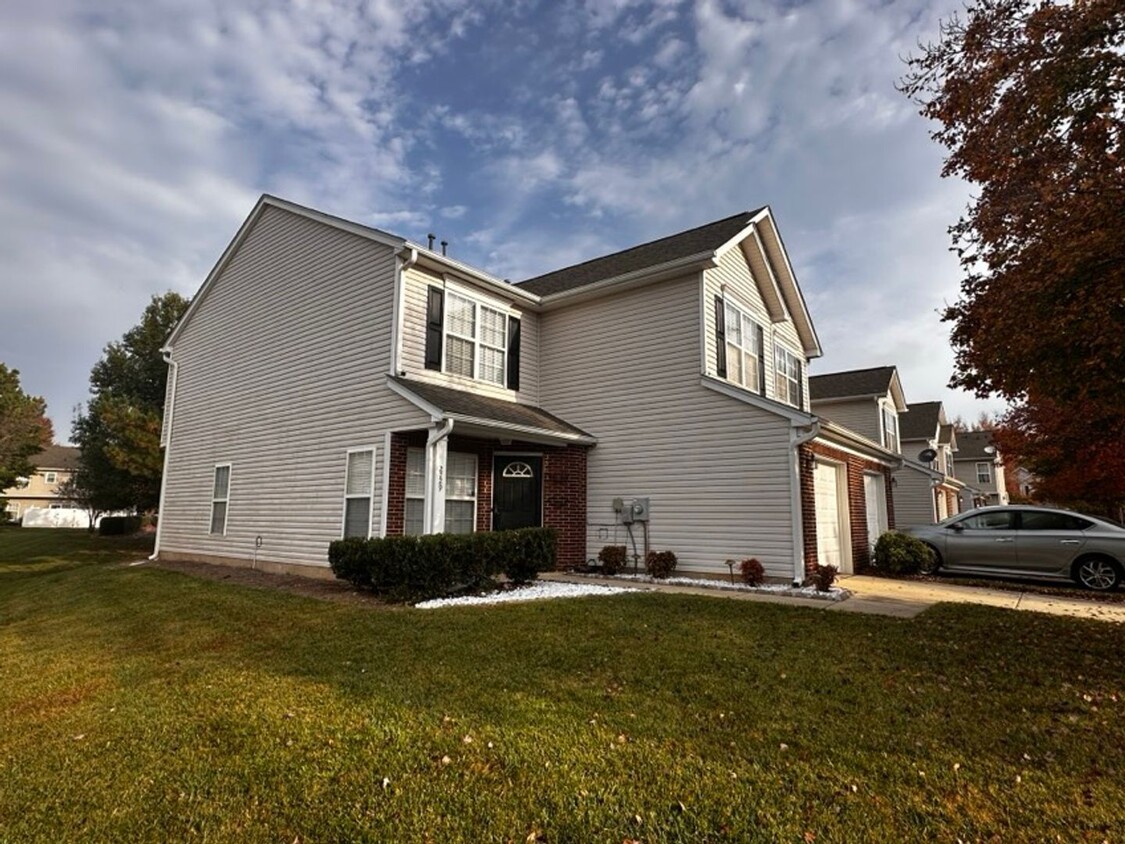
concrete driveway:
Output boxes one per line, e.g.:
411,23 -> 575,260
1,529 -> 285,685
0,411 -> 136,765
834,575 -> 1125,623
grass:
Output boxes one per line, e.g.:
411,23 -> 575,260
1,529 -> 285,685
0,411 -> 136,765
1,529 -> 1123,842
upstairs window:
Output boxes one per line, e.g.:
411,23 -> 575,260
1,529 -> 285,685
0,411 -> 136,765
774,347 -> 803,408
976,462 -> 992,484
444,291 -> 507,386
723,300 -> 763,393
44,472 -> 57,484
210,464 -> 231,535
881,406 -> 899,453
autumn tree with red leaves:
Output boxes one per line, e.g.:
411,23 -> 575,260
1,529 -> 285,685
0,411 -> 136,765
901,0 -> 1125,515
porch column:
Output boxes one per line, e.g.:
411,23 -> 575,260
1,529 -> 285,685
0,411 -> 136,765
424,420 -> 452,534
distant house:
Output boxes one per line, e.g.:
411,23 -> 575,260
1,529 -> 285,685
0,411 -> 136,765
897,401 -> 969,524
2,445 -> 80,522
951,430 -> 1009,506
154,195 -> 899,583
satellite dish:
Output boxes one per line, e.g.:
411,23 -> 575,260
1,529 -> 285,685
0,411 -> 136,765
918,448 -> 938,463
983,445 -> 996,455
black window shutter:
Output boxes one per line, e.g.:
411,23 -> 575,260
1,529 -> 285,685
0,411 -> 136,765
714,296 -> 726,378
507,316 -> 521,391
756,324 -> 766,396
424,287 -> 444,370
796,360 -> 805,409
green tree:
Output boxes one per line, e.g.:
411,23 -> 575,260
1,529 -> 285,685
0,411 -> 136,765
0,363 -> 53,490
72,292 -> 190,513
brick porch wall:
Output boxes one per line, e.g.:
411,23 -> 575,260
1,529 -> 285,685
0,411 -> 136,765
800,441 -> 895,576
384,432 -> 588,569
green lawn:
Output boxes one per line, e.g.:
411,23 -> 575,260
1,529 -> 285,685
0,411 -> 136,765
1,529 -> 1123,842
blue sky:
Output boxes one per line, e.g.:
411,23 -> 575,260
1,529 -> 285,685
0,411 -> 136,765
0,0 -> 1005,439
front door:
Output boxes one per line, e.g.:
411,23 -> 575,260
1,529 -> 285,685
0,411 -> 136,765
493,455 -> 543,531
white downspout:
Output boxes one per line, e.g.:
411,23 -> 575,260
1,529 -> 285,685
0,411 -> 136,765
423,418 -> 454,534
789,419 -> 821,586
149,352 -> 176,560
390,247 -> 417,376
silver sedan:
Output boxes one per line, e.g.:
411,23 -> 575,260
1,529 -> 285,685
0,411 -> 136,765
903,505 -> 1125,591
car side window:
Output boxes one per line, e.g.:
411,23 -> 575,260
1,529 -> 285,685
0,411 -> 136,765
1019,511 -> 1092,531
956,511 -> 1015,530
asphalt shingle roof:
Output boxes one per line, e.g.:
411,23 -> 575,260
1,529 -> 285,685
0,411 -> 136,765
900,401 -> 943,441
517,210 -> 763,296
808,366 -> 897,401
31,445 -> 79,471
953,430 -> 997,460
390,377 -> 592,439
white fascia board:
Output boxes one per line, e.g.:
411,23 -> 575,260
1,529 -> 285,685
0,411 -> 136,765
407,244 -> 541,307
163,194 -> 408,353
711,219 -> 790,325
897,457 -> 944,480
700,375 -> 816,425
817,420 -> 903,467
447,415 -> 597,446
537,252 -> 720,310
753,210 -> 823,359
809,394 -> 883,406
888,370 -> 909,411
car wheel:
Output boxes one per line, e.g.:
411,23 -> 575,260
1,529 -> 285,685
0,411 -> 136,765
919,545 -> 942,575
1073,556 -> 1122,592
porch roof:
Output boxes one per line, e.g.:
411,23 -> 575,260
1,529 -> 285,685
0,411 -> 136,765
388,376 -> 596,445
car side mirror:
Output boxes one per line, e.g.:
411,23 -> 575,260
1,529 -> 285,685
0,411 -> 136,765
950,523 -> 964,533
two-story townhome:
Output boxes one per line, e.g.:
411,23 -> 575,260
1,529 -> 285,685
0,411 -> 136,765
951,430 -> 1009,506
154,195 -> 899,584
897,401 -> 968,524
2,445 -> 79,523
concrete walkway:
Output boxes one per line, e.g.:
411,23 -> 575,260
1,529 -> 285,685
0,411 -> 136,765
545,572 -> 1125,623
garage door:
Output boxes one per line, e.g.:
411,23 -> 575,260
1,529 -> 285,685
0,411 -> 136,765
815,461 -> 847,571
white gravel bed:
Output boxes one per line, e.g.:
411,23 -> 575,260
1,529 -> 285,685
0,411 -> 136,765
415,580 -> 633,609
572,571 -> 849,601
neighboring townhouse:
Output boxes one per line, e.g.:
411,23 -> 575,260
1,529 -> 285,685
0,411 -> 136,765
154,195 -> 899,583
897,401 -> 968,524
952,430 -> 1009,506
2,445 -> 79,522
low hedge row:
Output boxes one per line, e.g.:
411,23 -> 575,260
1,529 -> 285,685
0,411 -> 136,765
328,527 -> 558,603
873,530 -> 937,575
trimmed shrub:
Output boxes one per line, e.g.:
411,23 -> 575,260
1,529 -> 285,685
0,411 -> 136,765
327,527 -> 558,602
645,549 -> 677,579
739,558 -> 765,587
810,564 -> 838,592
98,516 -> 142,536
597,545 -> 627,575
873,531 -> 937,575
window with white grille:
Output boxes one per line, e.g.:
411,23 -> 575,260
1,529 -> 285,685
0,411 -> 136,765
210,464 -> 231,535
405,448 -> 425,536
404,448 -> 477,535
976,462 -> 992,484
444,290 -> 507,386
881,406 -> 899,453
775,347 -> 802,407
723,300 -> 762,392
343,449 -> 375,538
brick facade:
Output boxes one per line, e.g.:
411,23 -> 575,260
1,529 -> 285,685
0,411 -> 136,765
799,441 -> 895,577
385,431 -> 588,568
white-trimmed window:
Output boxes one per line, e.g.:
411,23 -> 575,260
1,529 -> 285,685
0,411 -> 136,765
404,448 -> 477,535
210,464 -> 231,535
976,462 -> 992,484
445,452 -> 477,534
774,346 -> 802,407
343,449 -> 375,538
445,291 -> 507,386
723,300 -> 762,392
405,448 -> 426,536
44,472 -> 57,484
4,502 -> 19,520
881,406 -> 899,453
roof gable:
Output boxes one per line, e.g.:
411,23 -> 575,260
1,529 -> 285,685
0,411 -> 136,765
954,430 -> 998,460
809,366 -> 905,408
900,401 -> 945,441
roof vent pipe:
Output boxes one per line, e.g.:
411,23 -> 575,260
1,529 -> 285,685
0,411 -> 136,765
427,233 -> 435,250
441,240 -> 448,256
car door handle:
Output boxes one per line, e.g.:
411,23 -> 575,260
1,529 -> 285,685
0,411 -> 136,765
994,537 -> 1014,543
1060,539 -> 1081,545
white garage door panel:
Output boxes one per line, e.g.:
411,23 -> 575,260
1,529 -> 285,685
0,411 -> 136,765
815,463 -> 842,568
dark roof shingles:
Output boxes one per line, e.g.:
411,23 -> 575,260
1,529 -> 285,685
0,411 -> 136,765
517,211 -> 762,296
31,445 -> 80,471
390,377 -> 592,439
808,366 -> 896,401
953,430 -> 997,460
899,401 -> 943,441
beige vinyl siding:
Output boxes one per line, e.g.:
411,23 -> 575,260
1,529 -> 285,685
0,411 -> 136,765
539,273 -> 797,579
811,398 -> 882,444
399,264 -> 540,404
702,246 -> 810,411
893,465 -> 939,528
160,205 -> 429,569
